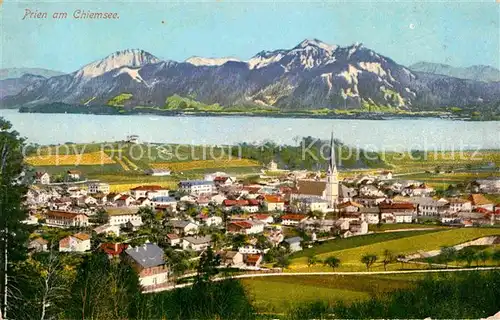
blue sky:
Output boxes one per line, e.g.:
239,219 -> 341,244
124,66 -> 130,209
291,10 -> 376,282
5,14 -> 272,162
1,0 -> 498,73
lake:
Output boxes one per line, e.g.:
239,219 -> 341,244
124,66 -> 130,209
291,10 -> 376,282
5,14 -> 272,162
1,109 -> 498,151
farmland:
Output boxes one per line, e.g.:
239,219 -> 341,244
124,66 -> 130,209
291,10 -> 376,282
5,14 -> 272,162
241,273 -> 422,313
150,159 -> 260,171
25,151 -> 115,166
289,228 -> 500,272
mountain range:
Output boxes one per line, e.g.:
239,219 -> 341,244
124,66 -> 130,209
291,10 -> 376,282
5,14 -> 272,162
409,62 -> 500,82
1,39 -> 499,111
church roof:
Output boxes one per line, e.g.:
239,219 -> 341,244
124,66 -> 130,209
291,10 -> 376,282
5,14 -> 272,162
295,180 -> 325,197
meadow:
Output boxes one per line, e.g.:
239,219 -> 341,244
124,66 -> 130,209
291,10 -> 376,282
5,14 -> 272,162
289,228 -> 500,272
241,273 -> 422,313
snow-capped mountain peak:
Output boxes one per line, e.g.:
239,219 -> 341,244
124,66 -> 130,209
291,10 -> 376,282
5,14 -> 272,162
185,56 -> 241,66
75,49 -> 160,79
295,38 -> 338,54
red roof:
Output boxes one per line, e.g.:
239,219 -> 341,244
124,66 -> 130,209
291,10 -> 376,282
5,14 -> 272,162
100,243 -> 128,256
229,221 -> 253,229
247,199 -> 260,206
379,203 -> 414,210
252,214 -> 271,220
246,254 -> 262,263
281,214 -> 307,221
46,210 -> 83,219
130,185 -> 164,191
264,195 -> 284,203
214,176 -> 229,182
117,195 -> 130,201
223,199 -> 249,206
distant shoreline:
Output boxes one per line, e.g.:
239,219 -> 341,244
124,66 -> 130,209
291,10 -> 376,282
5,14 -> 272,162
12,104 -> 483,121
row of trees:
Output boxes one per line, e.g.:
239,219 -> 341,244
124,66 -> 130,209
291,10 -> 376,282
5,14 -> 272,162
438,246 -> 500,268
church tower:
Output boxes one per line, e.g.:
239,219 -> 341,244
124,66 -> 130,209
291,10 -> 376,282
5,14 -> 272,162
325,132 -> 339,209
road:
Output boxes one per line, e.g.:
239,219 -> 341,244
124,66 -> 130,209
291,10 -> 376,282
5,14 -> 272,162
145,266 -> 500,293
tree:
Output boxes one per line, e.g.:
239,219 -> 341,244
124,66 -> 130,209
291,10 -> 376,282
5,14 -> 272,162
0,118 -> 29,319
492,250 -> 500,266
382,249 -> 394,271
231,234 -> 248,250
457,247 -> 475,267
195,246 -> 221,285
476,251 -> 490,266
396,254 -> 406,269
361,254 -> 377,271
323,256 -> 341,271
440,246 -> 457,268
274,255 -> 290,269
307,255 -> 319,269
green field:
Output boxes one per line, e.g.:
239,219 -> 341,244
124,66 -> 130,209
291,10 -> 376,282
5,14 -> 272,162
368,224 -> 449,232
290,228 -> 500,272
291,230 -> 440,259
242,273 -> 422,313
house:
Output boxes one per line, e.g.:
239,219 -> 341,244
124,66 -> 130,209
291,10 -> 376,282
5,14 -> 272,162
267,160 -> 279,171
349,220 -> 368,235
88,182 -> 110,194
145,168 -> 171,176
213,176 -> 235,187
448,198 -> 472,213
100,243 -> 128,258
300,218 -> 336,233
168,220 -> 199,235
402,183 -> 434,197
284,237 -> 303,252
151,196 -> 177,210
59,233 -> 91,252
35,172 -> 50,185
130,185 -> 169,199
182,236 -> 212,251
378,171 -> 393,180
124,243 -> 169,288
221,251 -> 244,267
116,195 -> 134,207
92,193 -> 108,205
353,196 -> 386,207
398,197 -> 449,216
93,224 -> 121,237
359,207 -> 380,224
338,201 -> 363,213
45,210 -> 89,227
136,197 -> 152,207
107,209 -> 143,227
197,214 -> 223,227
227,220 -> 265,235
178,180 -> 215,196
223,199 -> 260,213
359,185 -> 385,197
299,197 -> 329,213
166,234 -> 182,246
28,237 -> 48,253
474,177 -> 500,194
394,212 -> 414,223
263,195 -> 286,212
280,214 -> 307,226
469,194 -> 494,211
251,213 -> 274,225
244,254 -> 263,267
67,170 -> 81,180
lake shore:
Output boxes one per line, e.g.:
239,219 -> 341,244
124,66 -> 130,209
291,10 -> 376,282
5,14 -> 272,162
14,104 -> 476,121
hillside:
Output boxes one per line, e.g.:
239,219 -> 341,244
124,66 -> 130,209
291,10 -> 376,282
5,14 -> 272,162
2,39 -> 499,112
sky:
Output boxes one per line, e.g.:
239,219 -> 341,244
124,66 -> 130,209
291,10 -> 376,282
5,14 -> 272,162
1,0 -> 499,73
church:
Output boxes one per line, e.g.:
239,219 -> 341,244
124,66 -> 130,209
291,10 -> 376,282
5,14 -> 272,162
290,133 -> 355,212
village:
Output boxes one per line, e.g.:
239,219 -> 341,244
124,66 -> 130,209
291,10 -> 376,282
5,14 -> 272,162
23,138 -> 500,293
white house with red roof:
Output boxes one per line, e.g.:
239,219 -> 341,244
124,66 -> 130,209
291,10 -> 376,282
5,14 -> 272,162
227,220 -> 265,235
280,214 -> 308,226
45,210 -> 89,227
116,195 -> 134,207
59,233 -> 91,252
130,185 -> 169,199
263,195 -> 286,211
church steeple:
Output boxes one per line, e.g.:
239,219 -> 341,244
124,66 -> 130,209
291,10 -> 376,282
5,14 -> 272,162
325,131 -> 339,209
328,131 -> 337,174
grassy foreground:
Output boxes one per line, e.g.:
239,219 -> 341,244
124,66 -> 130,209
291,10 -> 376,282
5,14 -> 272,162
242,273 -> 422,314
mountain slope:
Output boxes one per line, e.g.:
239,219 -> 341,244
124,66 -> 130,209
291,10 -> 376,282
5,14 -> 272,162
2,40 -> 499,111
409,62 -> 500,82
0,68 -> 64,80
